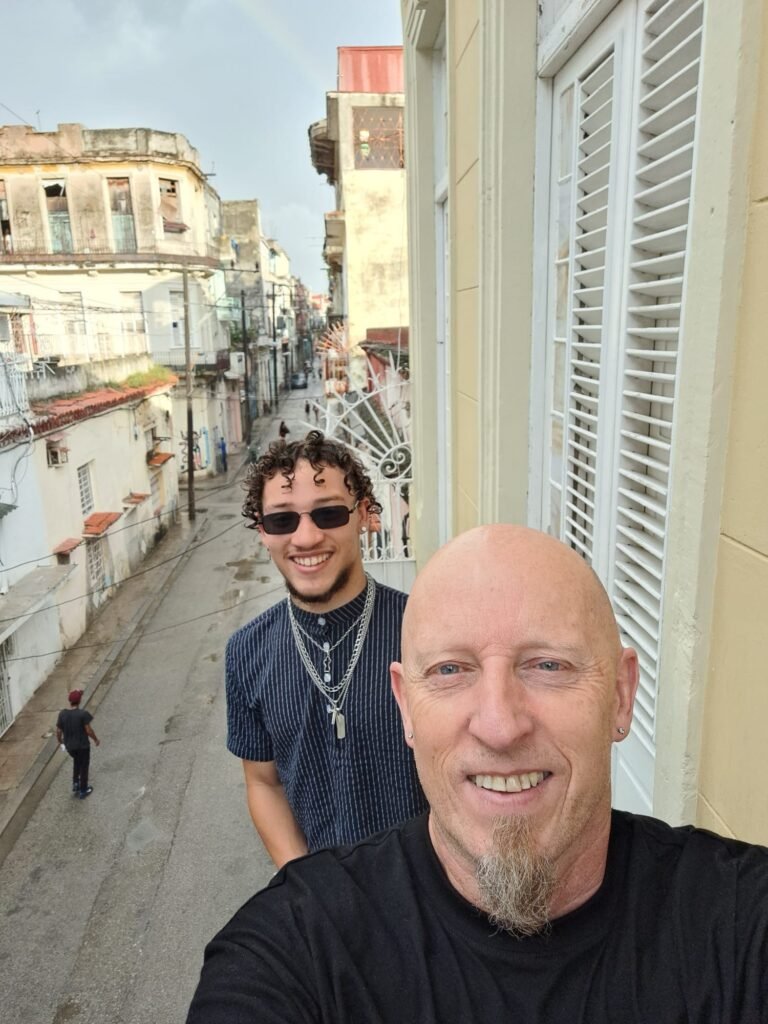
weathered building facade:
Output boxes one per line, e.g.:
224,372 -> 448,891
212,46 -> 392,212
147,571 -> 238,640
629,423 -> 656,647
309,46 -> 410,393
0,122 -> 241,474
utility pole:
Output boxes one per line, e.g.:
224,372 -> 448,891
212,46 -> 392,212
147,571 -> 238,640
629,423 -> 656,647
270,283 -> 279,411
183,266 -> 195,521
240,289 -> 251,440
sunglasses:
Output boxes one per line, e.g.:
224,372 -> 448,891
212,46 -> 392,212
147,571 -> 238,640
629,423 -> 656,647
260,502 -> 359,536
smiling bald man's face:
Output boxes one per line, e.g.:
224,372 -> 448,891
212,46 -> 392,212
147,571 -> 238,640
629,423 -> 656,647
391,526 -> 638,919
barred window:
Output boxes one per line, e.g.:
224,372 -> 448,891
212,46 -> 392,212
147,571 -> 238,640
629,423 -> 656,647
353,107 -> 404,170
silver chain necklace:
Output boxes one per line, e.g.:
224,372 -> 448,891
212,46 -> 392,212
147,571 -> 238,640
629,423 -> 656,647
287,575 -> 376,740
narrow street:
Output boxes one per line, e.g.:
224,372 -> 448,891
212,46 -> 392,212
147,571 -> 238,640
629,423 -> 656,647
0,387 -> 319,1024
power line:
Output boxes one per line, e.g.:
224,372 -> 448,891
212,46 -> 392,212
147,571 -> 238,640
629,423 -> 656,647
0,466 -> 250,575
0,517 -> 253,625
6,582 -> 284,663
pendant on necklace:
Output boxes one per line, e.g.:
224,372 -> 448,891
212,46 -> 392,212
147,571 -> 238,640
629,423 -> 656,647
331,708 -> 346,740
322,641 -> 330,653
324,673 -> 331,683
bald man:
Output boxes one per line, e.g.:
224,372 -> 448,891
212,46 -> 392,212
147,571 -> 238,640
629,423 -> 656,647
188,527 -> 768,1023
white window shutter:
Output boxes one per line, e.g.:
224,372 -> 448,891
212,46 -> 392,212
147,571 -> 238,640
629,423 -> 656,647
610,0 -> 703,812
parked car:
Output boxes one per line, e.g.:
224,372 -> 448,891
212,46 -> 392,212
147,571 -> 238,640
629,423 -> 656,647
290,372 -> 308,389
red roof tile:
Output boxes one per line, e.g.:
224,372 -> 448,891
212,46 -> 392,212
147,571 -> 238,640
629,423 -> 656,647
122,492 -> 150,505
83,512 -> 121,537
147,452 -> 174,467
53,537 -> 82,555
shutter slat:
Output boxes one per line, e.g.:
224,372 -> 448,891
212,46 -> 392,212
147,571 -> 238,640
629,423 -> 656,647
617,486 -> 668,519
629,275 -> 684,297
619,429 -> 672,453
627,303 -> 680,319
618,501 -> 667,540
644,58 -> 699,113
633,224 -> 687,255
618,467 -> 669,499
635,169 -> 692,208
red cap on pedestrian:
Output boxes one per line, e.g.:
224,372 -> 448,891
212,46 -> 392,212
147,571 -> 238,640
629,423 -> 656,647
68,689 -> 83,705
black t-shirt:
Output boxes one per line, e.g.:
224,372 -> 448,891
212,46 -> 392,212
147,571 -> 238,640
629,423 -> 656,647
56,707 -> 92,752
187,811 -> 768,1023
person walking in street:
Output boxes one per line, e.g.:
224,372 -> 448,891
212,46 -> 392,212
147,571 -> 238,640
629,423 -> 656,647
278,420 -> 290,440
226,430 -> 427,869
304,400 -> 310,419
56,689 -> 100,799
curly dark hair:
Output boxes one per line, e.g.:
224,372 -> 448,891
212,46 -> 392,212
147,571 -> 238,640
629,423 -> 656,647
242,430 -> 382,528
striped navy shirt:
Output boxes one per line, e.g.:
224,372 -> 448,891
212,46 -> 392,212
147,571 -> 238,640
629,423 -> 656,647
226,581 -> 428,851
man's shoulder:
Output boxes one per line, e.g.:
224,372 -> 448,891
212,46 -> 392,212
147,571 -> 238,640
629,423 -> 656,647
255,816 -> 426,908
615,808 -> 768,878
227,600 -> 288,651
372,581 -> 408,613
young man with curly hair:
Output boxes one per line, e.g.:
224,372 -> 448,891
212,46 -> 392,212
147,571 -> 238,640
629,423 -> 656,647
226,430 -> 427,868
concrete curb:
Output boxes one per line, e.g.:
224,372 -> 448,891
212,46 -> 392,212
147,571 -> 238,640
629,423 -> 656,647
0,509 -> 210,870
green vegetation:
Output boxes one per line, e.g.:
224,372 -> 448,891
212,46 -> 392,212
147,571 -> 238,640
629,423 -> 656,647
121,366 -> 175,389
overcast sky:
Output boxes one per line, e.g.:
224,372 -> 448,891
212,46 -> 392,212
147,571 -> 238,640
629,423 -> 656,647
1,0 -> 403,292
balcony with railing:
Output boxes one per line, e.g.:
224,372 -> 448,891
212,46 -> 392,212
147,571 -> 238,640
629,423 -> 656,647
152,349 -> 231,373
0,353 -> 30,418
0,236 -> 220,267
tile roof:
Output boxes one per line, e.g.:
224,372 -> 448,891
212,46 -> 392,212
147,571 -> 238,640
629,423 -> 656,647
122,491 -> 150,505
53,537 -> 82,555
0,378 -> 177,448
83,511 -> 121,537
147,452 -> 174,467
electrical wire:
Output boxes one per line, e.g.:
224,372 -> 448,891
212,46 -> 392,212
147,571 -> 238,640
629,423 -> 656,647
5,582 -> 283,663
0,517 -> 252,625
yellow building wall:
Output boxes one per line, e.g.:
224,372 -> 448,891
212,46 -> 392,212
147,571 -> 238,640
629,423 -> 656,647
698,11 -> 768,845
450,0 -> 480,533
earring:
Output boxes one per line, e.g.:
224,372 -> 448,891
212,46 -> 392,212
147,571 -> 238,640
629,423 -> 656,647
406,731 -> 414,740
617,726 -> 627,736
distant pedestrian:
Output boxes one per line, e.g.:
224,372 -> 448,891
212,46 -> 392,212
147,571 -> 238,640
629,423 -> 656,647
56,689 -> 100,799
278,420 -> 290,440
304,400 -> 310,419
219,436 -> 228,473
313,406 -> 319,424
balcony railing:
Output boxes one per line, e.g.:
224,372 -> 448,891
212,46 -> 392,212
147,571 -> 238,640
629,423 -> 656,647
0,240 -> 220,265
0,354 -> 30,417
152,349 -> 231,372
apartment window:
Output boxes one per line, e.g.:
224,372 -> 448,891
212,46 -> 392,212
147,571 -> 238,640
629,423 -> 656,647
170,290 -> 185,346
108,178 -> 137,252
120,292 -> 146,345
86,538 -> 105,590
60,291 -> 86,339
149,469 -> 162,509
77,463 -> 94,516
43,180 -> 73,253
159,178 -> 186,234
353,107 -> 405,169
0,180 -> 11,253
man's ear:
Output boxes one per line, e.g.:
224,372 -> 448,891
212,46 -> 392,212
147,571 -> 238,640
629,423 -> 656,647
614,646 -> 639,739
391,661 -> 414,748
357,498 -> 370,531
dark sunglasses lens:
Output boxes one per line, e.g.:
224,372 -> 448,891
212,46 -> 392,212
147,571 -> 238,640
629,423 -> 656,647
261,512 -> 300,535
310,506 -> 351,529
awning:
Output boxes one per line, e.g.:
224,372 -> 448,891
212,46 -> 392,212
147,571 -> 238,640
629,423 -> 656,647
83,511 -> 122,537
53,537 -> 82,556
147,452 -> 174,467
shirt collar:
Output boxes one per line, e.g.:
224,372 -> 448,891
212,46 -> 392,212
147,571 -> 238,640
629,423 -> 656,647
288,579 -> 372,633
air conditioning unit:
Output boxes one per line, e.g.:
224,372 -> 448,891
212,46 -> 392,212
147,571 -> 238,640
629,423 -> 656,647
230,351 -> 246,375
47,444 -> 69,467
